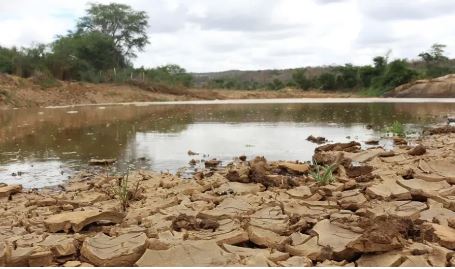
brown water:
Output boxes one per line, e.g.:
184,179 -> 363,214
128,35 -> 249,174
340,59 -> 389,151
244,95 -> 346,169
1,100 -> 454,188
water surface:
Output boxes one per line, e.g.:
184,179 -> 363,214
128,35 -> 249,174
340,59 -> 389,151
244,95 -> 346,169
1,99 -> 454,188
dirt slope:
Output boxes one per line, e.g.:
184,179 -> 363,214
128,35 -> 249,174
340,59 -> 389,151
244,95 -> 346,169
386,74 -> 455,98
0,74 -> 355,108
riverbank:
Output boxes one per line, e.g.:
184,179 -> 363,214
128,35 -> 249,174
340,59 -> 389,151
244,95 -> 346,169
0,73 -> 355,109
0,125 -> 454,266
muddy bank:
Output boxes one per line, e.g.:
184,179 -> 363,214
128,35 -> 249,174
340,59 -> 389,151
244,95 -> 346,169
0,74 -> 354,109
1,127 -> 455,266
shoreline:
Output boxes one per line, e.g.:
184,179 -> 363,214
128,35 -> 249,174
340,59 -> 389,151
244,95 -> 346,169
0,125 -> 454,266
39,97 -> 455,109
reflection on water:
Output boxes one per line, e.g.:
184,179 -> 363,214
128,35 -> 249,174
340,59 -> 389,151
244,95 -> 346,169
0,101 -> 454,188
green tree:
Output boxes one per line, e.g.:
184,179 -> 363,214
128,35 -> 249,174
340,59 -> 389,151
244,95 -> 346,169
335,64 -> 359,89
317,73 -> 337,90
292,68 -> 312,90
77,3 -> 149,59
418,43 -> 451,77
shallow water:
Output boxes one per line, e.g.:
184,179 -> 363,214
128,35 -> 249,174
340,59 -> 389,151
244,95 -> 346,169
1,99 -> 454,188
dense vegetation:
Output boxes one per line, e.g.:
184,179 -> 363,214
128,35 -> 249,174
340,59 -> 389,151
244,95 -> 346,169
0,2 -> 454,95
0,3 -> 192,88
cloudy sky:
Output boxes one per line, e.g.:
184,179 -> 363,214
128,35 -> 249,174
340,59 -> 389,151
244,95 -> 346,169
1,0 -> 455,72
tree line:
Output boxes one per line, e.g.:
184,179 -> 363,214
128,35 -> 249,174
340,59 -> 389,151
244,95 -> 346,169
0,2 -> 453,94
203,44 -> 454,94
0,3 -> 192,88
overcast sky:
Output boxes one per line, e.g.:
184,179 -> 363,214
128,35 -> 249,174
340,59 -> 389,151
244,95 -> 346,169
1,0 -> 455,72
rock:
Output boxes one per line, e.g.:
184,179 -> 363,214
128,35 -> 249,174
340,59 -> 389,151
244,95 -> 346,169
311,219 -> 362,260
366,175 -> 411,200
289,232 -> 312,246
38,234 -> 77,257
135,240 -> 238,266
247,226 -> 287,249
356,252 -> 404,267
205,159 -> 221,168
449,217 -> 455,228
307,135 -> 327,144
408,144 -> 426,156
88,158 -> 116,165
422,223 -> 455,249
337,189 -> 367,210
277,162 -> 310,174
277,256 -> 313,267
0,184 -> 22,198
81,232 -> 147,266
45,210 -> 125,233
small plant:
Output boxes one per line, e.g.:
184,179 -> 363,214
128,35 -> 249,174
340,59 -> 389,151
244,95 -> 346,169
385,120 -> 406,137
111,167 -> 142,212
310,160 -> 336,185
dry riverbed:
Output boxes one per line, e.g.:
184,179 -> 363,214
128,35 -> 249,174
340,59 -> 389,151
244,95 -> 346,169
1,126 -> 455,266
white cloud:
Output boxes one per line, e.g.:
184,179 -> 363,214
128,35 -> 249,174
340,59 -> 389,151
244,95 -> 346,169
0,0 -> 454,72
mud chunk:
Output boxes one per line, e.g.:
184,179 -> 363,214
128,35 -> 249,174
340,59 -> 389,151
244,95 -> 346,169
0,184 -> 22,198
408,144 -> 426,156
393,137 -> 407,145
171,214 -> 219,232
306,135 -> 327,144
422,223 -> 455,250
346,165 -> 373,178
88,158 -> 116,165
356,252 -> 404,267
205,159 -> 221,168
187,150 -> 198,155
81,232 -> 147,266
135,241 -> 238,266
365,139 -> 379,145
311,219 -> 362,260
315,141 -> 361,153
277,162 -> 310,175
38,234 -> 77,257
226,165 -> 250,183
44,210 -> 125,233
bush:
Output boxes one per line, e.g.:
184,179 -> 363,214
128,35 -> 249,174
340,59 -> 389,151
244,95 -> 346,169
317,73 -> 337,90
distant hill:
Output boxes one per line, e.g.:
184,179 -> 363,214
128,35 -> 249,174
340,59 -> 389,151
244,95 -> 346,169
191,66 -> 333,87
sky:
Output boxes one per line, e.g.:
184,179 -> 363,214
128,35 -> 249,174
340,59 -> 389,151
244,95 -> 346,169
1,0 -> 455,72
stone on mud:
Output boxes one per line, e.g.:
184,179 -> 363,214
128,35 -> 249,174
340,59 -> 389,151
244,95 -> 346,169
408,144 -> 426,156
81,232 -> 147,266
44,210 -> 125,232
